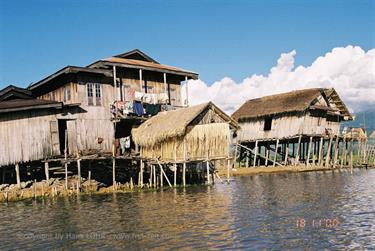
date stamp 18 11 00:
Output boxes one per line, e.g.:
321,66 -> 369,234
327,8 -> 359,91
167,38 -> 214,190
296,218 -> 341,229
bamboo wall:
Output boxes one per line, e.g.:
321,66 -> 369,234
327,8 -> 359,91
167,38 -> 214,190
237,113 -> 340,142
0,111 -> 58,166
140,123 -> 231,162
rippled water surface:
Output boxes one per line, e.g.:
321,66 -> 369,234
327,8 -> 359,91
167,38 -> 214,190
1,169 -> 375,250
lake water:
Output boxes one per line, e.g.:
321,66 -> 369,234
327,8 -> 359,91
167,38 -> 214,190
1,169 -> 374,250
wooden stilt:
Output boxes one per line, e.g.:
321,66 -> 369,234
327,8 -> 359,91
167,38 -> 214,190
44,161 -> 49,181
273,139 -> 279,167
253,140 -> 258,167
318,137 -> 324,167
88,170 -> 91,186
284,142 -> 289,165
340,137 -> 346,168
307,137 -> 312,167
15,163 -> 20,188
174,145 -> 177,187
349,139 -> 353,173
295,135 -> 302,165
153,165 -> 156,188
325,135 -> 333,168
333,136 -> 339,169
77,157 -> 81,188
149,163 -> 153,187
160,164 -> 163,187
312,140 -> 316,166
112,157 -> 116,190
265,148 -> 269,166
234,144 -> 238,168
183,139 -> 187,187
140,159 -> 144,188
64,129 -> 68,190
156,159 -> 172,187
206,160 -> 210,184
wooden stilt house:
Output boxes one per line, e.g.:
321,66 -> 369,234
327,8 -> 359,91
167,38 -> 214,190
232,88 -> 353,167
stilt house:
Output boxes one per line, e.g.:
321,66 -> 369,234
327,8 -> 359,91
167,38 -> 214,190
232,88 -> 353,167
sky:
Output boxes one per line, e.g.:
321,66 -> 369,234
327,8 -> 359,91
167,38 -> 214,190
1,0 -> 374,112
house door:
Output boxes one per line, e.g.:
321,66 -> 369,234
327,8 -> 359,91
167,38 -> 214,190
58,119 -> 67,155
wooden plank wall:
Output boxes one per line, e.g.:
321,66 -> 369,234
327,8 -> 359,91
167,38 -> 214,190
0,111 -> 58,166
237,114 -> 341,142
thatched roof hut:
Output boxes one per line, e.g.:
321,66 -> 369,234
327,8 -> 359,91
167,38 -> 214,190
370,131 -> 375,139
232,88 -> 352,142
344,127 -> 367,141
132,102 -> 238,162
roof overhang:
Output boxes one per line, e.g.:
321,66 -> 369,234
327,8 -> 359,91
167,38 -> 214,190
88,60 -> 199,80
28,66 -> 113,91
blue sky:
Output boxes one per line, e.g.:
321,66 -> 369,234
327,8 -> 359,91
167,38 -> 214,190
0,0 -> 374,89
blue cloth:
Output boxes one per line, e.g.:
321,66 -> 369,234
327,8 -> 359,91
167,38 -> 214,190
133,101 -> 144,116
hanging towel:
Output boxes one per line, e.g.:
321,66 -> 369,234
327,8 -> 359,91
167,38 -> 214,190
133,101 -> 144,116
134,91 -> 144,101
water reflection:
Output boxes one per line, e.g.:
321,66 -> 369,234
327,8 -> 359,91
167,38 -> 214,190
1,169 -> 374,250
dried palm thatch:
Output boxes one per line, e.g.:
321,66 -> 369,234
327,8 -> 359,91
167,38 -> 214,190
140,123 -> 230,161
232,88 -> 352,122
132,102 -> 238,161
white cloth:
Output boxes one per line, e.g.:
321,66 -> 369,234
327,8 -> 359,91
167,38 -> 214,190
134,91 -> 144,101
158,93 -> 169,104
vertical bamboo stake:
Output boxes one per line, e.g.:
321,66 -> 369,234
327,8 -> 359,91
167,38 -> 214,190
340,137 -> 346,168
77,154 -> 81,189
312,140 -> 316,166
160,164 -> 163,188
253,140 -> 258,167
325,135 -> 333,168
44,161 -> 49,181
295,135 -> 302,165
306,137 -> 312,167
284,143 -> 289,166
153,165 -> 156,188
150,163 -> 153,187
318,137 -> 324,167
333,136 -> 339,169
273,139 -> 279,167
265,148 -> 269,166
174,144 -> 177,187
15,163 -> 20,188
183,139 -> 187,187
349,139 -> 353,174
64,129 -> 68,190
226,158 -> 230,183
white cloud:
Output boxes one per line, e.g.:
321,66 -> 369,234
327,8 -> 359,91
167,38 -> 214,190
182,45 -> 375,114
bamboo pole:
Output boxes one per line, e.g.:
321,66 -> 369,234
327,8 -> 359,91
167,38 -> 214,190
333,136 -> 339,169
44,161 -> 49,181
64,129 -> 68,190
340,137 -> 346,168
284,143 -> 289,166
306,137 -> 312,167
15,163 -> 20,188
226,158 -> 230,183
156,159 -> 172,188
312,140 -> 316,166
350,139 -> 353,174
273,139 -> 279,167
149,163 -> 153,187
77,156 -> 81,189
253,140 -> 258,167
265,149 -> 269,166
295,135 -> 302,165
318,137 -> 324,167
325,135 -> 333,168
183,140 -> 187,187
174,144 -> 177,187
153,165 -> 156,188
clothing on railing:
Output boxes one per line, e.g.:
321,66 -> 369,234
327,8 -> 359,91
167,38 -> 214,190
145,104 -> 161,116
133,101 -> 145,116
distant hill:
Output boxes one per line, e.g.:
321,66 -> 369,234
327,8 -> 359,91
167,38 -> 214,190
342,108 -> 375,137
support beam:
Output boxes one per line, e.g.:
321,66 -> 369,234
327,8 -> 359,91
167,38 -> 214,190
325,135 -> 333,168
284,142 -> 289,165
306,137 -> 313,167
333,136 -> 339,169
253,140 -> 258,167
273,139 -> 279,167
156,160 -> 172,188
15,163 -> 20,188
318,137 -> 324,167
77,157 -> 81,189
295,135 -> 302,165
139,69 -> 143,92
44,161 -> 49,181
226,158 -> 230,183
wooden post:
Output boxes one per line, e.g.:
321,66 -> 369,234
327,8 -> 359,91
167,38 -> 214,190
265,148 -> 269,166
163,72 -> 167,93
44,161 -> 49,181
153,165 -> 156,188
318,137 -> 324,167
273,139 -> 279,167
183,139 -> 187,187
15,163 -> 20,188
112,157 -> 116,191
306,137 -> 312,166
325,135 -> 333,168
149,163 -> 153,187
349,139 -> 353,173
140,160 -> 144,188
64,129 -> 68,190
174,144 -> 177,187
139,69 -> 143,91
234,144 -> 238,168
160,164 -> 163,187
88,170 -> 91,186
284,142 -> 289,166
77,156 -> 81,189
332,136 -> 339,169
340,137 -> 346,168
253,140 -> 258,167
295,135 -> 302,165
312,140 -> 316,166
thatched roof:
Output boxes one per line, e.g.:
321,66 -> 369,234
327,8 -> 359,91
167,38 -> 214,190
232,88 -> 352,121
132,102 -> 238,146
